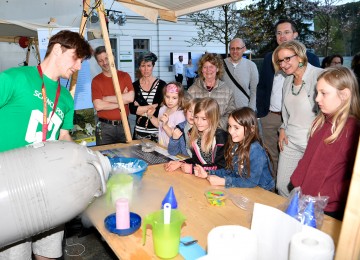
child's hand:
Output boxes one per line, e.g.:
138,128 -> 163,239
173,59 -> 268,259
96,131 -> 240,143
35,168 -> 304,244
160,113 -> 169,124
172,128 -> 183,139
180,163 -> 192,174
194,165 -> 208,178
207,175 -> 225,186
164,161 -> 182,172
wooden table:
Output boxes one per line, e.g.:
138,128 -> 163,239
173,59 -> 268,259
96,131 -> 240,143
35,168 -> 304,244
86,142 -> 342,259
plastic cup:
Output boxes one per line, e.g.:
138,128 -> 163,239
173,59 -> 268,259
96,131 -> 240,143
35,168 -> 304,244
110,175 -> 133,204
116,198 -> 130,229
142,209 -> 186,259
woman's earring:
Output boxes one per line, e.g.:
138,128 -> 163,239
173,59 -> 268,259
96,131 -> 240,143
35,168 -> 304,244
298,62 -> 304,68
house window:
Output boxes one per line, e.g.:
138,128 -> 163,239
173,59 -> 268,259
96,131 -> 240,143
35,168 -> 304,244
110,38 -> 118,68
133,39 -> 150,78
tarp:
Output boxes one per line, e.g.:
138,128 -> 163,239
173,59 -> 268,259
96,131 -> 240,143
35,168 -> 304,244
116,0 -> 240,23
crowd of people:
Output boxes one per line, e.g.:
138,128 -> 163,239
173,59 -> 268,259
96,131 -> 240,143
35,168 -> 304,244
0,17 -> 360,259
91,19 -> 359,222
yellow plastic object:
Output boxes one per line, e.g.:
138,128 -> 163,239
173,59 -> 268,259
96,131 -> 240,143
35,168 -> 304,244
204,188 -> 227,206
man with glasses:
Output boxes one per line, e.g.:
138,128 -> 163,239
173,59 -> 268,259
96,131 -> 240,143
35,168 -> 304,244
0,30 -> 92,260
223,38 -> 259,110
256,19 -> 320,182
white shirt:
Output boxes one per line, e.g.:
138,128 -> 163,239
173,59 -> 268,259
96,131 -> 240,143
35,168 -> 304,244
174,61 -> 184,75
269,72 -> 285,112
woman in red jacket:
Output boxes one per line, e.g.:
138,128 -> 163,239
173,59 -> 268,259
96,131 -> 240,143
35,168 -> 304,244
290,67 -> 360,220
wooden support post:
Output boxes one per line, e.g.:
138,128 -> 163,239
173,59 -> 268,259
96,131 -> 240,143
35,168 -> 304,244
335,138 -> 360,259
25,38 -> 33,65
96,0 -> 132,142
33,39 -> 41,65
69,0 -> 90,98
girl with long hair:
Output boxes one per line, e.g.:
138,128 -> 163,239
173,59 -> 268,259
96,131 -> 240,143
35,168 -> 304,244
290,67 -> 360,220
194,108 -> 274,190
164,98 -> 227,174
147,82 -> 186,147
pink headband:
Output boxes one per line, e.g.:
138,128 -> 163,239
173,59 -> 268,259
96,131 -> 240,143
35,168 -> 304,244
166,84 -> 179,93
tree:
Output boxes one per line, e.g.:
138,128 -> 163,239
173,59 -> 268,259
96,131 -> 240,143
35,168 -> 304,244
240,0 -> 318,57
313,0 -> 341,56
186,4 -> 240,56
314,1 -> 360,56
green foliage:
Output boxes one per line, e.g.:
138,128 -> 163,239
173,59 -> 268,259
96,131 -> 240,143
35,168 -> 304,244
314,1 -> 360,56
240,0 -> 318,57
187,4 -> 240,55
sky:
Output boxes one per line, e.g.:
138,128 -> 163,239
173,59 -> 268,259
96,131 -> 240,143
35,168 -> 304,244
237,0 -> 359,9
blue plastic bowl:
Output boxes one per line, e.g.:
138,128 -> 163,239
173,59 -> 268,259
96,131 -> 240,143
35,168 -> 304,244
104,212 -> 141,236
109,157 -> 148,180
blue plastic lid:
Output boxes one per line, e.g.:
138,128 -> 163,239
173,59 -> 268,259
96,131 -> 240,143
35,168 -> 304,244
104,212 -> 142,236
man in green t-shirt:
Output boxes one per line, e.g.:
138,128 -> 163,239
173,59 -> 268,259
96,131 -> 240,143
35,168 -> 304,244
0,30 -> 92,260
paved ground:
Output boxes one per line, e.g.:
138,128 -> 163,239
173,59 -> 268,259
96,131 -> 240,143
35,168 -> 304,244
61,227 -> 117,260
52,215 -> 117,260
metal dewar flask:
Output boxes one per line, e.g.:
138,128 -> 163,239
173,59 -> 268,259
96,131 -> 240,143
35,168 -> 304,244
0,141 -> 111,248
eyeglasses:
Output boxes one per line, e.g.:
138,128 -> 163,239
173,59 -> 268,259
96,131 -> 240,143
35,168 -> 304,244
276,54 -> 297,65
230,46 -> 246,51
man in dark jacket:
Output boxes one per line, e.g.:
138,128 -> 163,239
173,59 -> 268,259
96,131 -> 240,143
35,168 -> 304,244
256,19 -> 320,181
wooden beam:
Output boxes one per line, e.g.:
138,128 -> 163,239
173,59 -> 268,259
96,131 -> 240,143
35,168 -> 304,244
158,10 -> 177,22
96,1 -> 132,143
335,138 -> 360,259
69,0 -> 90,98
25,38 -> 33,65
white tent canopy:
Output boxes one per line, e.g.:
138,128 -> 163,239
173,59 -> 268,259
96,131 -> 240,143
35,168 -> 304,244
116,0 -> 239,23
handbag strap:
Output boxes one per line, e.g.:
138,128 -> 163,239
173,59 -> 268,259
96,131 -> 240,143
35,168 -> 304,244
223,60 -> 250,100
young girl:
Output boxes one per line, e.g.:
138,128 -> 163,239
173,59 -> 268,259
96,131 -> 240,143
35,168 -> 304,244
290,67 -> 360,220
194,107 -> 275,190
164,97 -> 227,174
147,82 -> 185,147
168,98 -> 199,157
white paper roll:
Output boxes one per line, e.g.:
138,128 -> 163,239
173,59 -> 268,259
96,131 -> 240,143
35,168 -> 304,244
207,225 -> 257,260
289,227 -> 334,260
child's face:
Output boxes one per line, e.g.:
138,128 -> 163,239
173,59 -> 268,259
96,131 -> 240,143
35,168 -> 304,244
186,104 -> 195,125
315,78 -> 343,115
194,110 -> 210,133
228,116 -> 245,143
164,92 -> 179,109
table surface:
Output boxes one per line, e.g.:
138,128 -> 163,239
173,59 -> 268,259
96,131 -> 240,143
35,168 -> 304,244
86,142 -> 342,260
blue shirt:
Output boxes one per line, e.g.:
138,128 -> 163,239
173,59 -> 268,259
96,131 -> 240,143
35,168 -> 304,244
209,141 -> 274,190
185,65 -> 197,78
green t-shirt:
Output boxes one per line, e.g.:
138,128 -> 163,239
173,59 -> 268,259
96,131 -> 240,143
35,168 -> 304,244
0,66 -> 74,152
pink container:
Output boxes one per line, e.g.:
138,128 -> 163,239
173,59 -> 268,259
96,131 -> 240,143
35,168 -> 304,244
116,198 -> 130,229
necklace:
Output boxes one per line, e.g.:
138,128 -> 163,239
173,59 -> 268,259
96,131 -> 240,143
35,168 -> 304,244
292,81 -> 305,96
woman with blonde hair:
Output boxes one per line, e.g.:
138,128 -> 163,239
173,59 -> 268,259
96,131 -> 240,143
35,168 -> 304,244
188,53 -> 235,130
164,97 -> 227,174
290,67 -> 360,220
272,40 -> 323,197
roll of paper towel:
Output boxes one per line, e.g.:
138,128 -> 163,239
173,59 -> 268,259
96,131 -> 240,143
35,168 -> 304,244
289,227 -> 334,260
207,225 -> 257,260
